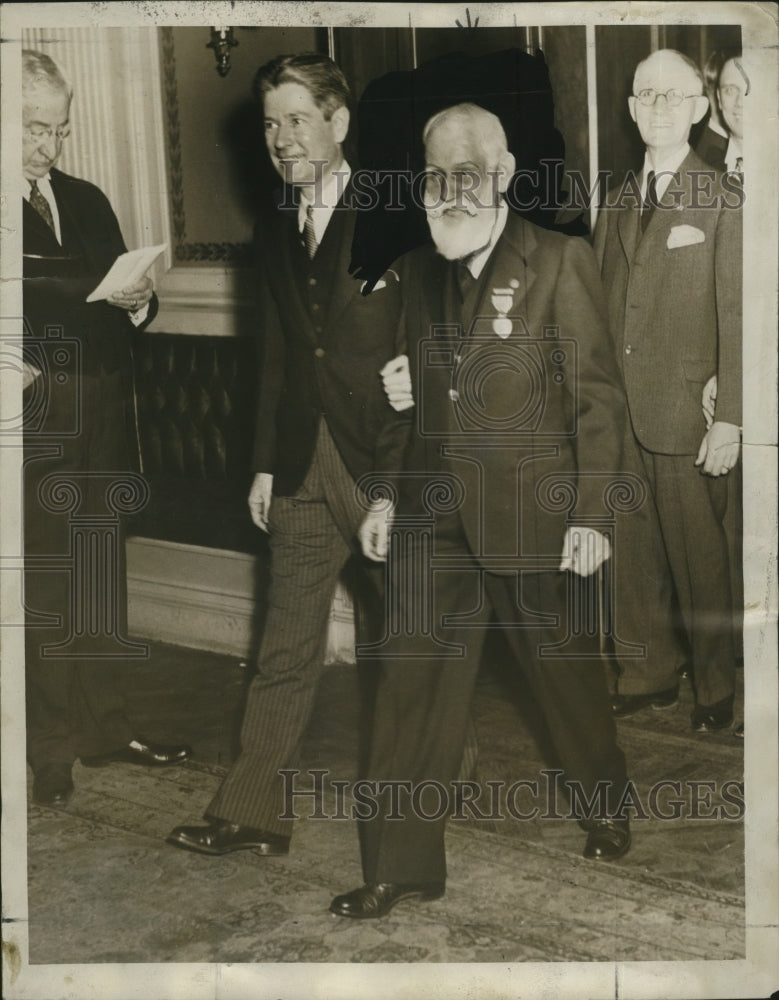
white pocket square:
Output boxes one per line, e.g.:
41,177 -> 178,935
360,269 -> 399,294
667,224 -> 705,249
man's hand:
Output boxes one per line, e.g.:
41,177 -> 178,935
23,361 -> 41,390
358,503 -> 395,562
702,374 -> 717,430
108,274 -> 153,313
380,355 -> 414,411
695,421 -> 740,477
559,526 -> 611,577
248,472 -> 274,532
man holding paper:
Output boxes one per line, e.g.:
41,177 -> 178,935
22,49 -> 190,809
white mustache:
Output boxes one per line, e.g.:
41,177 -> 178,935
425,201 -> 478,220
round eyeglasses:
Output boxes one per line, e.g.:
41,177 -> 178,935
24,124 -> 71,142
633,89 -> 699,108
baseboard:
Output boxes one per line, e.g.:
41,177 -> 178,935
126,536 -> 355,662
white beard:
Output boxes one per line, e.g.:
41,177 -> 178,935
426,206 -> 498,261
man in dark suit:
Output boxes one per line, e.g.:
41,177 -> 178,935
167,53 -> 408,857
593,49 -> 742,733
331,103 -> 631,920
22,50 -> 191,808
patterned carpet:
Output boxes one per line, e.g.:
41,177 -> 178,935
27,663 -> 745,965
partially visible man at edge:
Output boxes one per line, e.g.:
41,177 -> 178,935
22,49 -> 191,809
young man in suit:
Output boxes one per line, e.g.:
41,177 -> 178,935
22,50 -> 191,808
331,103 -> 632,920
167,53 -> 409,857
593,49 -> 742,733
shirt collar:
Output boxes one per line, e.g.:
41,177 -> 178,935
724,137 -> 743,173
25,173 -> 54,199
298,161 -> 351,232
641,143 -> 690,200
462,200 -> 509,280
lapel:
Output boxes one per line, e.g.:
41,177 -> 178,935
49,169 -> 92,261
319,199 -> 358,334
464,212 -> 538,346
478,212 -> 537,318
23,197 -> 62,254
617,200 -> 641,264
636,150 -> 704,258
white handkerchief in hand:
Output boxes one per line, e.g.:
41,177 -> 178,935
666,225 -> 705,249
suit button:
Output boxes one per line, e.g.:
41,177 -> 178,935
314,325 -> 323,334
448,388 -> 460,401
315,347 -> 326,358
625,345 -> 632,355
312,303 -> 319,311
308,277 -> 317,286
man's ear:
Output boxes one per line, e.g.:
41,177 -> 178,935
691,95 -> 709,125
496,150 -> 516,195
628,96 -> 638,124
331,105 -> 350,144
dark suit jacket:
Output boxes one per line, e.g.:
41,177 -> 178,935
593,149 -> 742,455
396,212 -> 627,567
695,124 -> 729,172
252,183 -> 408,496
23,167 -> 158,379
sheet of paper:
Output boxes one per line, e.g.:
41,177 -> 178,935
85,243 -> 167,302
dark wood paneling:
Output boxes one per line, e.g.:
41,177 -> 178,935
540,26 -> 589,186
595,25 -> 651,193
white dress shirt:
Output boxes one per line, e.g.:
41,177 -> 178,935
25,174 -> 62,244
641,143 -> 691,201
298,162 -> 352,244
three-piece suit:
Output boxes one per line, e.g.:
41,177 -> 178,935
593,149 -> 742,707
205,182 -> 409,834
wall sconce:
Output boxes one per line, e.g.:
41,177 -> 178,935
207,26 -> 238,77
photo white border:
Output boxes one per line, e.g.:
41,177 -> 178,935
1,3 -> 776,999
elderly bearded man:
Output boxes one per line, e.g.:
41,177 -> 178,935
331,103 -> 632,920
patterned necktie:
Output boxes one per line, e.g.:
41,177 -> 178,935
640,170 -> 657,234
302,203 -> 318,260
29,179 -> 56,235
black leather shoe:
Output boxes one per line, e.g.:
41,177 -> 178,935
734,722 -> 744,739
32,763 -> 74,808
81,738 -> 192,768
583,819 -> 631,861
611,686 -> 679,718
691,696 -> 734,733
166,820 -> 290,856
330,881 -> 445,919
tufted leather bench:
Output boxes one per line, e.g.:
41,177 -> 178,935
128,331 -> 263,555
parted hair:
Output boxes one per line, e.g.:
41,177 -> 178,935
252,52 -> 350,120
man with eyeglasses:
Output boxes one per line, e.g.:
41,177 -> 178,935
593,49 -> 742,735
22,50 -> 191,808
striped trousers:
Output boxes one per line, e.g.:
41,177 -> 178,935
207,420 -> 380,835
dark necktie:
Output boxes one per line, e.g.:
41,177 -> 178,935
735,156 -> 743,174
29,179 -> 56,235
302,203 -> 318,259
456,261 -> 476,301
640,170 -> 657,234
